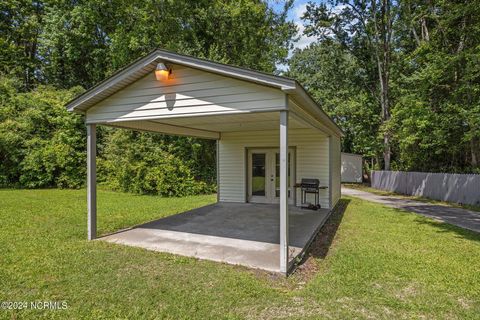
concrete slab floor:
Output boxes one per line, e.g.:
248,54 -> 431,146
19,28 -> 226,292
100,202 -> 331,273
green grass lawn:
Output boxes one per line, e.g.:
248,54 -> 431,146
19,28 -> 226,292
1,189 -> 479,319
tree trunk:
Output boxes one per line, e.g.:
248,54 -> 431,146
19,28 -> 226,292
381,60 -> 391,171
472,137 -> 479,168
364,158 -> 371,182
421,17 -> 429,42
377,0 -> 392,171
378,61 -> 391,170
412,26 -> 420,46
384,135 -> 391,170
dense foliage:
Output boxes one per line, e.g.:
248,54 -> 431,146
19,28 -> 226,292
0,79 -> 85,188
1,0 -> 478,193
0,0 -> 296,194
288,0 -> 480,173
100,130 -> 215,196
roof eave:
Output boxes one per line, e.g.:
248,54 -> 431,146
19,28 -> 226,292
66,49 -> 297,113
65,48 -> 343,138
66,49 -> 162,112
151,50 -> 297,91
283,82 -> 344,137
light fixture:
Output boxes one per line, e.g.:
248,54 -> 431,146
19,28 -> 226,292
155,62 -> 171,81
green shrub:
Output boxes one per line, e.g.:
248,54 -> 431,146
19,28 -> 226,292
0,79 -> 86,188
0,77 -> 216,195
101,130 -> 215,197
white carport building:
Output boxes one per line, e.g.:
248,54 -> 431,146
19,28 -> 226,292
67,49 -> 343,274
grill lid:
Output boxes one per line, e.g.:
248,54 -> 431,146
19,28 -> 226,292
300,178 -> 320,187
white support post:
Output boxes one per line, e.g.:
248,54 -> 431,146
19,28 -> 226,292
328,135 -> 333,209
87,124 -> 97,240
279,111 -> 289,273
216,139 -> 220,203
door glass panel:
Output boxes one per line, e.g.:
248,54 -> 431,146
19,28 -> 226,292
251,153 -> 266,196
275,153 -> 291,198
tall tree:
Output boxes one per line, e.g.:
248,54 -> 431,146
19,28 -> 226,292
0,0 -> 298,190
302,0 -> 397,169
0,0 -> 43,90
287,41 -> 382,162
291,0 -> 480,173
37,0 -> 296,89
389,0 -> 480,172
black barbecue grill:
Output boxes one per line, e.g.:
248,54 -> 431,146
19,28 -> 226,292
294,178 -> 328,210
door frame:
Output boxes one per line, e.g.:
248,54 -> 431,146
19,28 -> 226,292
246,147 -> 296,204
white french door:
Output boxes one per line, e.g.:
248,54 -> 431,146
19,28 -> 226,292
247,148 -> 295,204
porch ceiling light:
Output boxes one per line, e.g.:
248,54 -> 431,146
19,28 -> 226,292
155,62 -> 171,81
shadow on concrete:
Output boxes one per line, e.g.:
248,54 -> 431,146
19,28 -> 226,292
412,215 -> 480,243
136,202 -> 331,248
343,187 -> 480,235
377,197 -> 480,235
300,199 -> 350,262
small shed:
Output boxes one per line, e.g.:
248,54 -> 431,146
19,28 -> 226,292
341,152 -> 363,183
67,49 -> 343,274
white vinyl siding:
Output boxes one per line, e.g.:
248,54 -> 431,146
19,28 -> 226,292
86,65 -> 286,123
330,135 -> 341,207
218,128 -> 331,208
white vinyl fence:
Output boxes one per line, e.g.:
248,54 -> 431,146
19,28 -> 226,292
371,171 -> 480,206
